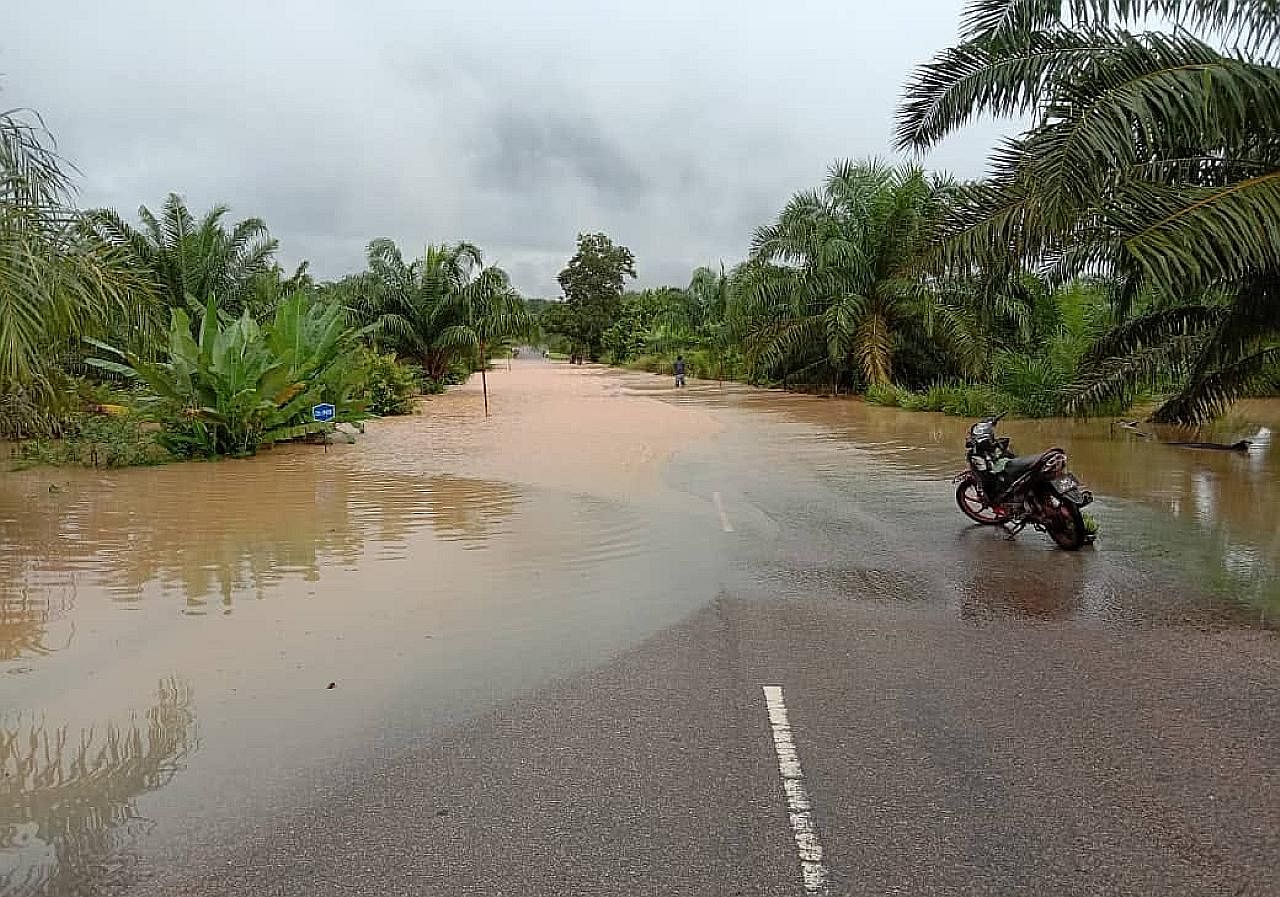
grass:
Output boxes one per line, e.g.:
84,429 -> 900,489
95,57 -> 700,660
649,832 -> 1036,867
867,380 -> 1015,417
12,412 -> 174,469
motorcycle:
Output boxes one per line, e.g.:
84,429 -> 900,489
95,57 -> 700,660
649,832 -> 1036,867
953,412 -> 1095,550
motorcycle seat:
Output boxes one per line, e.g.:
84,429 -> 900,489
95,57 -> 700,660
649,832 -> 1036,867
1003,452 -> 1051,480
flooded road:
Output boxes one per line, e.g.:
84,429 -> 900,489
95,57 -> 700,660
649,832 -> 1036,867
2,360 -> 1277,896
656,382 -> 1279,622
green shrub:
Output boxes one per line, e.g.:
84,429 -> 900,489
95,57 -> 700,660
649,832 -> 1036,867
864,382 -> 910,407
15,412 -> 171,468
88,293 -> 366,457
626,354 -> 666,374
897,381 -> 1012,417
994,352 -> 1065,418
443,358 -> 472,385
0,384 -> 62,440
684,349 -> 715,379
624,350 -> 742,381
361,350 -> 420,416
1,375 -> 149,441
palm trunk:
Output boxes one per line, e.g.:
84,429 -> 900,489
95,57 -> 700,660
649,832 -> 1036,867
480,343 -> 489,417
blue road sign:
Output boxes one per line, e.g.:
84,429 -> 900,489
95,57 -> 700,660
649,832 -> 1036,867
311,403 -> 336,423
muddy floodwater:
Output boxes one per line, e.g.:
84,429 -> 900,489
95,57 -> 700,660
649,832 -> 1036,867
1,360 -> 1277,896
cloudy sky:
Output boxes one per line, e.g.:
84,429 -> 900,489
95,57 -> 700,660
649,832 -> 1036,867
2,0 -> 1010,295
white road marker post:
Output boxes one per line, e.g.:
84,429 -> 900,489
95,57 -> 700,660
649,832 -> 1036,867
762,685 -> 829,895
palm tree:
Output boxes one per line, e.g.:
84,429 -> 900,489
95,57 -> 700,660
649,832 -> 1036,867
246,259 -> 314,314
662,266 -> 737,383
437,264 -> 531,416
0,108 -> 154,435
89,192 -> 278,317
353,240 -> 530,410
352,239 -> 479,381
896,0 -> 1280,422
732,160 -> 977,391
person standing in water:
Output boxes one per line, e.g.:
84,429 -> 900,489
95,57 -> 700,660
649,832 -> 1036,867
674,355 -> 686,388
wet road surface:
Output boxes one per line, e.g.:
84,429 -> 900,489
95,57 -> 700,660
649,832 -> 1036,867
2,360 -> 1277,896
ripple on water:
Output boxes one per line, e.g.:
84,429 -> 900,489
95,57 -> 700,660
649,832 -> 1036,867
0,462 -> 531,608
0,456 -> 672,619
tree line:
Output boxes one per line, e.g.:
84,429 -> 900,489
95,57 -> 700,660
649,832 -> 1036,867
538,0 -> 1279,423
0,123 -> 533,459
2,0 -> 1277,465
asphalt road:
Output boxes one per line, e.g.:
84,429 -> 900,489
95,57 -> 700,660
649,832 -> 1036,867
116,377 -> 1279,897
121,600 -> 1278,897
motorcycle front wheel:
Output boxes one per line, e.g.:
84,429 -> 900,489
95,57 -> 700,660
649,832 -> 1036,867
955,479 -> 1009,525
1047,500 -> 1087,550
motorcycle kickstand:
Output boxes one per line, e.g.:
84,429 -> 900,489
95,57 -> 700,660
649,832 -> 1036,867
1001,520 -> 1026,540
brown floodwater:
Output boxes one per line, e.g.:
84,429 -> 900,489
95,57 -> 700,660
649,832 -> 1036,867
632,375 -> 1279,620
1,361 -> 725,896
1,360 -> 1277,895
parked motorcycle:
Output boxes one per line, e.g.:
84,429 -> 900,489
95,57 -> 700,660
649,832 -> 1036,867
953,413 -> 1095,550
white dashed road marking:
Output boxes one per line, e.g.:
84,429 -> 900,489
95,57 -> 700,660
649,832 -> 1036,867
712,491 -> 735,532
763,685 -> 829,895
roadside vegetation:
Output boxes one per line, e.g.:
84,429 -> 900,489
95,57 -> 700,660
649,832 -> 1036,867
538,0 -> 1279,423
3,0 -> 1277,468
0,111 -> 531,464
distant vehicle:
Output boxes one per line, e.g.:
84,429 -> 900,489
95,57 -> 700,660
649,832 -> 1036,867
953,413 -> 1095,550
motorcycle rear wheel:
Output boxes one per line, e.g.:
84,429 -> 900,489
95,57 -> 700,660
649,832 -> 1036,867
1047,500 -> 1087,550
956,479 -> 1009,525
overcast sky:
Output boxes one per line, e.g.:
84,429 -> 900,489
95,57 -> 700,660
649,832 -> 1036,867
2,0 -> 1010,295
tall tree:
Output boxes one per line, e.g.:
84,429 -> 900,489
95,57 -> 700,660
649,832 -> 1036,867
896,0 -> 1280,422
555,232 -> 637,361
679,265 -> 738,382
0,108 -> 154,435
733,160 -> 978,390
437,266 -> 531,416
600,287 -> 682,363
89,193 -> 278,317
352,239 -> 528,408
246,259 -> 314,313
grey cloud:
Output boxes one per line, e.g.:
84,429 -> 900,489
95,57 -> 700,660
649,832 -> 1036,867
2,0 -> 1015,296
478,104 -> 649,202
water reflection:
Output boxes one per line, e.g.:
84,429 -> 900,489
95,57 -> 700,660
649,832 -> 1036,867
0,678 -> 195,896
413,475 -> 519,547
0,591 -> 74,662
709,391 -> 1280,617
0,461 -> 522,610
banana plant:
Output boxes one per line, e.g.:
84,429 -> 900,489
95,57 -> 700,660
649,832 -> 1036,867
87,292 -> 365,456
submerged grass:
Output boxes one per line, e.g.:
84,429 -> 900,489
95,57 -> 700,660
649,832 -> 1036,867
12,413 -> 174,469
867,380 -> 1017,417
